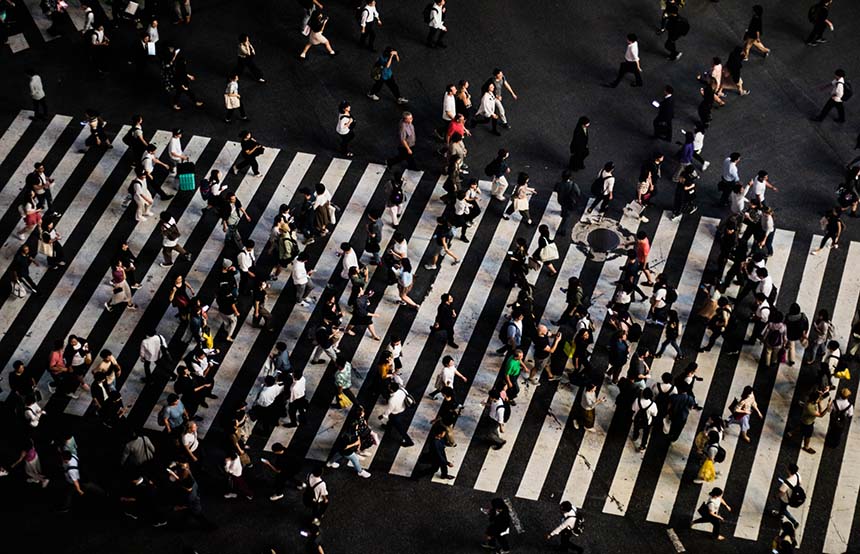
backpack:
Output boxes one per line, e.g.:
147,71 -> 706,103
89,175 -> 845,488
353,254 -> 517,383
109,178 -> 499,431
627,322 -> 643,343
713,445 -> 727,463
675,16 -> 690,36
842,81 -> 854,102
121,127 -> 135,146
389,185 -> 404,206
833,402 -> 851,425
786,479 -> 807,508
485,160 -> 499,177
634,400 -> 653,427
162,221 -> 181,241
302,477 -> 324,507
498,320 -> 515,343
590,175 -> 606,196
808,4 -> 819,23
572,510 -> 585,536
665,287 -> 678,304
403,389 -> 416,408
422,2 -> 434,23
199,178 -> 213,200
355,5 -> 367,23
765,327 -> 783,348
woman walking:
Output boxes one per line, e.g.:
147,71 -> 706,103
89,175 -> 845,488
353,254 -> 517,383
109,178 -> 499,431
15,189 -> 43,241
502,172 -> 536,224
300,11 -> 336,59
726,385 -> 763,443
223,74 -> 249,123
813,208 -> 845,255
533,224 -> 559,275
742,5 -> 770,60
395,259 -> 420,308
572,382 -> 605,431
169,274 -> 195,321
232,130 -> 264,176
335,101 -> 355,158
236,34 -> 265,82
38,218 -> 66,269
105,261 -> 137,312
692,488 -> 731,541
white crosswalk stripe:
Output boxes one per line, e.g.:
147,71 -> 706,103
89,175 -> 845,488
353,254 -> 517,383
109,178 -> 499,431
1,114 -> 858,553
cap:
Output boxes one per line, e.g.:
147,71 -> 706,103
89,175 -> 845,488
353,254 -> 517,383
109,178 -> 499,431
222,259 -> 233,268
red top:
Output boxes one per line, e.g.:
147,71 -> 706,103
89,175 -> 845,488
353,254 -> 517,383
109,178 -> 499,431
635,238 -> 650,264
447,120 -> 466,141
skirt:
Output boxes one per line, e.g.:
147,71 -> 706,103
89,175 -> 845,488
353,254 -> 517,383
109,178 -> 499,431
309,32 -> 327,45
111,280 -> 132,305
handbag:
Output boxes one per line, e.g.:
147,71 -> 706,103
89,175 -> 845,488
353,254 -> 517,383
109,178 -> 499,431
527,257 -> 541,271
12,280 -> 27,298
538,242 -> 559,262
336,392 -> 353,409
662,414 -> 672,435
38,240 -> 54,258
327,203 -> 338,225
512,197 -> 528,212
224,94 -> 241,110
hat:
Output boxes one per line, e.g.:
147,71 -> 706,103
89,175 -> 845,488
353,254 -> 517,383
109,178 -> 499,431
222,259 -> 233,268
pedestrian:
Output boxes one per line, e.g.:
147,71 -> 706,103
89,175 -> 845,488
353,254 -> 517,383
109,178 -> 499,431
169,274 -> 195,321
386,111 -> 418,171
481,498 -> 512,554
771,463 -> 801,529
414,425 -> 455,480
772,521 -> 798,553
455,79 -> 474,124
487,388 -> 509,448
606,34 -> 642,87
345,288 -> 382,340
569,116 -> 590,171
139,329 -> 168,383
395,259 -> 421,308
654,310 -> 683,358
784,303 -> 809,367
15,189 -> 43,240
743,5 -> 770,60
232,130 -> 264,176
813,69 -> 847,123
364,210 -> 383,265
546,501 -> 584,553
657,0 -> 679,35
502,172 -> 536,224
26,162 -> 56,212
104,261 -> 136,312
174,0 -> 192,24
788,391 -> 828,454
503,349 -> 530,405
424,216 -> 460,270
223,451 -> 254,500
718,152 -> 742,206
236,34 -> 265,82
664,9 -> 688,61
631,388 -> 658,451
37,219 -> 65,269
532,225 -> 559,276
326,418 -> 372,478
26,68 -> 48,120
429,293 -> 459,348
357,0 -> 381,51
223,74 -> 248,123
263,443 -> 302,501
298,0 -> 323,33
722,46 -> 750,97
485,149 -> 511,201
379,380 -> 415,446
367,46 -> 409,104
652,85 -> 674,141
485,68 -> 517,128
825,388 -> 854,448
158,212 -> 192,267
168,129 -> 189,174
693,431 -> 722,484
805,0 -> 834,46
310,322 -> 340,364
236,239 -> 257,294
168,51 -> 203,111
583,161 -> 615,220
692,487 -> 731,541
699,77 -> 718,129
300,10 -> 336,59
667,390 -> 702,441
554,170 -> 581,227
285,372 -> 309,427
428,356 -> 467,399
304,466 -> 329,526
335,100 -> 355,157
813,207 -> 845,254
726,385 -> 763,443
332,355 -> 356,407
158,393 -> 188,434
426,0 -> 447,48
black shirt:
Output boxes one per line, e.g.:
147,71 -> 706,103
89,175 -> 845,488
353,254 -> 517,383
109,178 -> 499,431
745,14 -> 762,38
533,334 -> 551,360
315,325 -> 334,348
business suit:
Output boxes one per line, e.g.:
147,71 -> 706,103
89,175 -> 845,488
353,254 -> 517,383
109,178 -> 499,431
569,124 -> 589,171
653,95 -> 674,141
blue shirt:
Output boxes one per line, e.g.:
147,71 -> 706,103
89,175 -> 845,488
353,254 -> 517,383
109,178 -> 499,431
162,401 -> 186,429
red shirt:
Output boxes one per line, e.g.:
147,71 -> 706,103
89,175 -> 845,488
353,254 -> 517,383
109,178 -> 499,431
635,238 -> 650,264
447,120 -> 466,141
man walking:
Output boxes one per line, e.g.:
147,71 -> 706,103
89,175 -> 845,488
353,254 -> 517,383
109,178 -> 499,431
358,0 -> 381,51
430,293 -> 459,348
664,10 -> 688,61
806,0 -> 834,46
771,463 -> 801,529
652,85 -> 675,141
426,0 -> 447,48
718,152 -> 741,206
386,112 -> 417,171
606,34 -> 642,88
812,69 -> 847,123
379,381 -> 415,447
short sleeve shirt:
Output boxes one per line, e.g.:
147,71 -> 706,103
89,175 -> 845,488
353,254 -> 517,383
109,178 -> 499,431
505,358 -> 522,378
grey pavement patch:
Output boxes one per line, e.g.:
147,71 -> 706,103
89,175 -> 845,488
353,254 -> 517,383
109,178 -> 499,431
503,497 -> 524,534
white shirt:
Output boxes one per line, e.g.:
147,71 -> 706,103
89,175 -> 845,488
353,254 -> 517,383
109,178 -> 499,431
182,430 -> 199,453
722,158 -> 740,183
489,397 -> 506,424
25,402 -> 44,427
336,115 -> 352,135
141,152 -> 155,174
162,216 -> 179,247
778,473 -> 801,504
756,275 -> 774,298
312,188 -> 331,210
225,80 -> 239,95
442,93 -> 456,121
751,177 -> 766,202
340,249 -> 358,280
237,249 -> 256,272
308,474 -> 328,501
140,335 -> 164,362
729,184 -> 750,215
429,3 -> 445,29
256,383 -> 284,407
832,77 -> 846,102
83,8 -> 95,32
476,91 -> 496,118
190,356 -> 211,378
147,24 -> 159,43
225,456 -> 243,477
290,375 -> 307,401
624,41 -> 639,63
360,5 -> 379,26
438,364 -> 457,388
549,509 -> 578,537
392,239 -> 408,260
693,130 -> 704,152
169,136 -> 184,161
383,388 -> 408,417
292,258 -> 310,285
29,75 -> 45,101
633,398 -> 659,425
754,301 -> 771,322
600,169 -> 615,195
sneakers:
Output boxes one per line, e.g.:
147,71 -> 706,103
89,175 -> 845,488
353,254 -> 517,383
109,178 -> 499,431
367,93 -> 380,101
270,493 -> 284,501
223,492 -> 238,499
396,97 -> 409,105
640,215 -> 650,223
357,470 -> 371,479
424,264 -> 438,270
702,161 -> 710,171
326,461 -> 341,469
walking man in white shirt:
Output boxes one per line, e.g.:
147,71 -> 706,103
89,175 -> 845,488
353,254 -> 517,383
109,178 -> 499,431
379,380 -> 415,446
813,68 -> 847,123
168,129 -> 189,174
358,0 -> 381,51
607,34 -> 643,87
426,0 -> 447,48
236,240 -> 257,294
771,463 -> 801,529
546,501 -> 584,553
292,251 -> 315,306
139,329 -> 169,383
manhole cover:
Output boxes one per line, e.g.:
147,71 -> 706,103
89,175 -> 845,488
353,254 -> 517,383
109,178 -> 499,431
587,228 -> 621,253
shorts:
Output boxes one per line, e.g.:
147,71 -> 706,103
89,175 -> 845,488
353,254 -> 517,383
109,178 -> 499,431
534,356 -> 551,372
310,32 -> 327,45
800,422 -> 815,439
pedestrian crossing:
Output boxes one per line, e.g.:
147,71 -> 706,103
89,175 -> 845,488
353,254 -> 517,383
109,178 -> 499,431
1,110 -> 859,553
4,0 -> 112,54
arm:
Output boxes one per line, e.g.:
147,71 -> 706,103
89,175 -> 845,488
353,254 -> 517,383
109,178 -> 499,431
505,81 -> 517,100
440,237 -> 459,262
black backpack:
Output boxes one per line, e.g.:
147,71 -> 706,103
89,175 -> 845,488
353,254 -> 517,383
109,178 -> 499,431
498,320 -> 515,343
634,400 -> 653,427
833,402 -> 851,426
485,159 -> 499,177
121,127 -> 135,146
842,81 -> 854,102
665,287 -> 678,304
590,176 -> 606,196
501,400 -> 512,423
713,445 -> 727,463
786,479 -> 807,508
422,3 -> 434,23
355,5 -> 367,23
765,327 -> 784,348
572,509 -> 585,536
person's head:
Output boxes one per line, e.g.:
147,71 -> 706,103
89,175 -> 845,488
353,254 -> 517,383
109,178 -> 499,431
753,292 -> 767,304
641,388 -> 654,400
186,421 -> 197,434
730,152 -> 741,163
497,148 -> 509,160
753,4 -> 763,16
243,239 -> 255,251
560,500 -> 573,513
441,386 -> 454,400
709,487 -> 723,498
841,388 -> 852,399
239,130 -> 251,141
577,116 -> 590,128
835,69 -> 846,79
264,375 -> 276,387
338,100 -> 350,114
626,33 -> 637,44
492,68 -> 504,79
167,393 -> 179,405
742,385 -> 754,399
401,111 -> 413,124
340,242 -> 352,253
12,360 -> 24,374
827,339 -> 840,352
491,497 -> 507,512
603,161 -> 615,173
146,143 -> 157,153
712,57 -> 722,66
